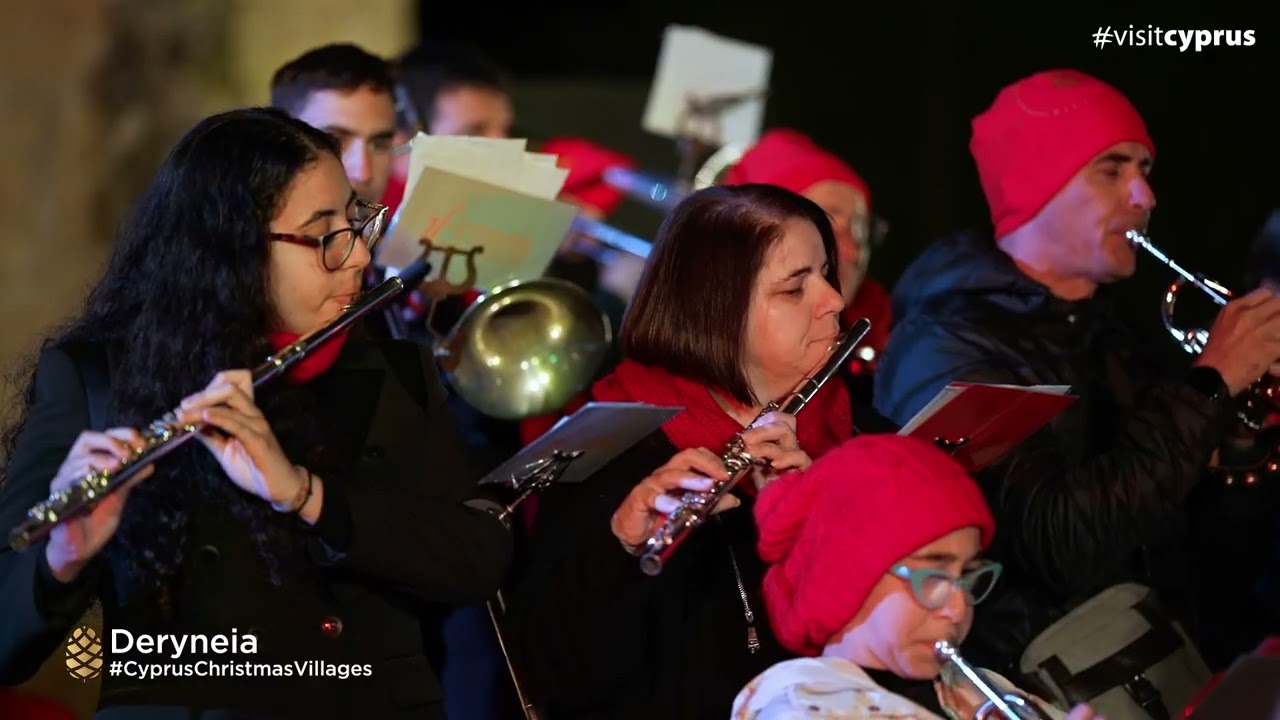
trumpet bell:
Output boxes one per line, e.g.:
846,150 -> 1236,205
974,695 -> 1046,720
436,278 -> 614,421
1161,277 -> 1212,354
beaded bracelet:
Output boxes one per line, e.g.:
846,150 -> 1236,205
292,467 -> 315,514
275,465 -> 314,514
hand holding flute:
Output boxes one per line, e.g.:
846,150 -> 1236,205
42,429 -> 155,583
610,415 -> 812,555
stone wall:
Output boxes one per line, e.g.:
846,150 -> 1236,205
0,1 -> 412,714
0,0 -> 415,419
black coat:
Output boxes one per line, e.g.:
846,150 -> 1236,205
503,377 -> 894,720
0,339 -> 512,719
873,231 -> 1232,675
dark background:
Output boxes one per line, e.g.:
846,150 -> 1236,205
417,0 -> 1276,368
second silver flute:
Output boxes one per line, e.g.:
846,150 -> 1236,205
638,319 -> 871,576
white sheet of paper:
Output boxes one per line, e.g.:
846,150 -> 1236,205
403,134 -> 530,203
379,167 -> 578,292
382,134 -> 576,284
897,383 -> 1073,436
641,25 -> 772,146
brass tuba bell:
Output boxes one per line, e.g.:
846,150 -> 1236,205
434,276 -> 613,421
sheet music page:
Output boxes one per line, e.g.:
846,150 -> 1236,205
403,134 -> 529,201
641,25 -> 772,146
898,385 -> 967,436
379,166 -> 578,290
381,134 -> 574,278
984,383 -> 1072,394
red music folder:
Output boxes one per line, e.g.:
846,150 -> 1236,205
898,382 -> 1076,472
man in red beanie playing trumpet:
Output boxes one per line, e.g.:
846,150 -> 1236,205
873,69 -> 1280,711
732,434 -> 1099,719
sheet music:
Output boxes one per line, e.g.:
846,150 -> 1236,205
899,385 -> 966,436
898,382 -> 1072,436
641,25 -> 772,146
981,383 -> 1072,394
379,166 -> 578,290
379,133 -> 577,288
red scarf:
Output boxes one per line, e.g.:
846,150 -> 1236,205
268,330 -> 349,384
591,359 -> 853,491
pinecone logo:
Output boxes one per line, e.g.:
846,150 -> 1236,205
65,626 -> 104,681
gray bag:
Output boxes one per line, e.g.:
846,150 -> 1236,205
1019,583 -> 1211,720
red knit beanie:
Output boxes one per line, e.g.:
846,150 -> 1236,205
724,128 -> 871,211
756,434 -> 995,657
970,69 -> 1154,239
543,136 -> 636,217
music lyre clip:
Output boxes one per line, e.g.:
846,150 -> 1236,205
934,437 -> 971,454
411,238 -> 485,340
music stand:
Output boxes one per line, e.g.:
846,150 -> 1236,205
479,402 -> 682,521
673,89 -> 768,187
476,401 -> 679,720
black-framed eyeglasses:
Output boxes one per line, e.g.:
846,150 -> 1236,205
889,560 -> 1003,611
269,200 -> 388,271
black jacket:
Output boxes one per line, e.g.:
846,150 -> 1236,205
504,378 -> 893,720
0,340 -> 512,719
504,429 -> 792,720
873,231 -> 1232,674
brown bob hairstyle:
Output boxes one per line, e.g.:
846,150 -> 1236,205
620,183 -> 841,406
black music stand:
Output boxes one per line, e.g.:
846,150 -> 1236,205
479,402 -> 682,521
477,401 -> 679,720
672,89 -> 768,187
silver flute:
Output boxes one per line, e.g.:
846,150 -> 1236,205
935,640 -> 1051,720
7,257 -> 433,552
638,318 -> 871,576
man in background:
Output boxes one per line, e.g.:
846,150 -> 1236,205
271,43 -> 397,204
384,42 -> 515,211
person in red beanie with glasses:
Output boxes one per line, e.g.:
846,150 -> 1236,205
872,68 -> 1280,710
732,434 -> 1099,719
724,129 -> 891,387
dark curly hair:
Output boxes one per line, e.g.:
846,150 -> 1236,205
1,107 -> 345,615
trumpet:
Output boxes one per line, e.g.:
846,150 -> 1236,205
637,319 -> 871,576
1126,229 -> 1280,430
7,256 -> 434,552
935,640 -> 1051,720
